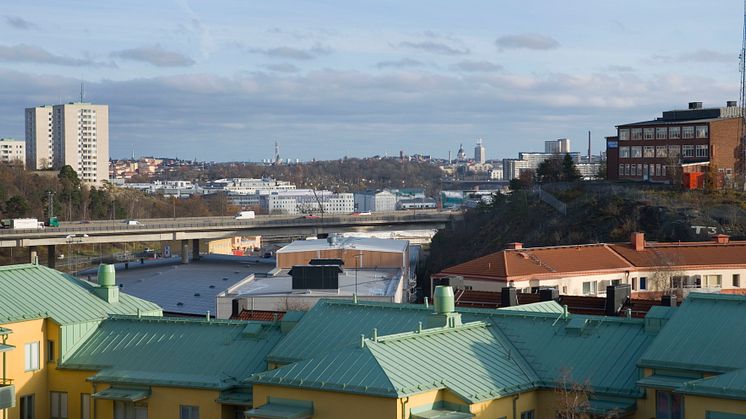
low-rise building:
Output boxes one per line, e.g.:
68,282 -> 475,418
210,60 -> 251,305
0,138 -> 25,167
261,190 -> 354,215
432,232 -> 746,298
354,189 -> 397,212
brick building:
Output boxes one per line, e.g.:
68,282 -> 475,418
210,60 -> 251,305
606,101 -> 743,188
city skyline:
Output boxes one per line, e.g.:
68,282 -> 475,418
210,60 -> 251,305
0,0 -> 743,161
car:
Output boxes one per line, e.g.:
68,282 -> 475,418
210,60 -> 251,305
352,211 -> 371,216
125,220 -> 141,225
302,215 -> 320,219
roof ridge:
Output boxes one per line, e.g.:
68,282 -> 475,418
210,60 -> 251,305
107,314 -> 262,326
373,321 -> 490,343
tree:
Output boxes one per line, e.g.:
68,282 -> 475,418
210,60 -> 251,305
4,195 -> 31,218
537,157 -> 563,183
562,153 -> 581,181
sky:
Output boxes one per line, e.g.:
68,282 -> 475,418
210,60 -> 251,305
0,0 -> 744,162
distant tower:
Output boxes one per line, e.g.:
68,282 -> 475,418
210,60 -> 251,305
448,150 -> 452,163
474,138 -> 486,164
457,144 -> 466,161
274,140 -> 281,165
80,82 -> 84,102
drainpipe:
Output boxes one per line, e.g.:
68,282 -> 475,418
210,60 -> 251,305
400,396 -> 409,419
512,394 -> 519,419
2,334 -> 5,419
92,383 -> 97,419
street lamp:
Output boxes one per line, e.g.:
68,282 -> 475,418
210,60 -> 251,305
353,253 -> 363,296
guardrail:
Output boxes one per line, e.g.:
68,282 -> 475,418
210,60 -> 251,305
0,212 -> 457,238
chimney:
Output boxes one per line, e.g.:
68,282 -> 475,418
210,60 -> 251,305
501,286 -> 518,307
539,287 -> 559,302
661,294 -> 677,307
605,284 -> 631,316
688,101 -> 703,110
507,242 -> 523,250
94,264 -> 119,304
714,234 -> 730,245
727,100 -> 738,107
427,286 -> 462,328
631,232 -> 645,252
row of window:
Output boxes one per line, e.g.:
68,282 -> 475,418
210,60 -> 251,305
19,392 -> 200,419
618,144 -> 709,159
580,274 -> 740,294
619,125 -> 708,141
618,164 -> 668,178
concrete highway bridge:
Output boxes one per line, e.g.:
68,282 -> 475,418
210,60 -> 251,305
0,210 -> 460,267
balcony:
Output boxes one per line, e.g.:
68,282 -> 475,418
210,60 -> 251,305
0,380 -> 15,409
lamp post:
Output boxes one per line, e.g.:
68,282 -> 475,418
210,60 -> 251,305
353,253 -> 363,296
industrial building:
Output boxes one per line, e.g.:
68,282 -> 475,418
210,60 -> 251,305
354,189 -> 397,212
25,102 -> 109,184
0,138 -> 25,167
262,190 -> 354,215
275,235 -> 409,271
607,101 -> 744,188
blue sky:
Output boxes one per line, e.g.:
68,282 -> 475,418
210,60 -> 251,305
0,0 -> 743,161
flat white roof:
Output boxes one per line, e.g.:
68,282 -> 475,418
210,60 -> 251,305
276,236 -> 409,254
234,268 -> 402,298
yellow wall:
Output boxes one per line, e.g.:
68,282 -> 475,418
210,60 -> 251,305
685,395 -> 746,417
3,318 -> 48,419
253,384 -> 398,419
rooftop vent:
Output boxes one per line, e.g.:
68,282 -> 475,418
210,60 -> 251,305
538,287 -> 559,302
289,265 -> 342,290
688,101 -> 703,110
605,284 -> 631,316
714,234 -> 730,245
94,264 -> 119,304
565,317 -> 589,335
427,286 -> 462,328
501,286 -> 518,307
506,242 -> 523,250
661,294 -> 677,307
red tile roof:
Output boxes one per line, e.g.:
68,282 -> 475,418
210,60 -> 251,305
231,310 -> 285,321
436,238 -> 746,282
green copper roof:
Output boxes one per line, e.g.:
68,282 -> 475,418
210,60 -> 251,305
639,293 -> 746,373
261,298 -> 653,402
678,368 -> 746,401
0,264 -> 161,325
252,321 -> 538,402
62,315 -> 283,390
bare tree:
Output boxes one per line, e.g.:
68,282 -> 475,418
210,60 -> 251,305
554,369 -> 590,419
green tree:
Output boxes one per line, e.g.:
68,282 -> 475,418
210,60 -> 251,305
537,157 -> 562,183
4,195 -> 31,218
562,153 -> 581,181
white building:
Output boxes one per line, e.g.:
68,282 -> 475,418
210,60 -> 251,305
545,138 -> 571,154
0,138 -> 25,167
354,190 -> 397,212
503,152 -> 581,180
474,139 -> 486,164
26,102 -> 109,184
261,190 -> 354,215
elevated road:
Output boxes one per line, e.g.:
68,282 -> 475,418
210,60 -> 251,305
0,210 -> 460,266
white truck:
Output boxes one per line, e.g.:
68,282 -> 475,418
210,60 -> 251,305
234,211 -> 256,220
8,218 -> 45,229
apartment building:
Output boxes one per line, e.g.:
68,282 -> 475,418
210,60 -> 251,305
353,189 -> 397,212
26,102 -> 109,184
0,138 -> 25,167
261,190 -> 354,215
607,101 -> 743,187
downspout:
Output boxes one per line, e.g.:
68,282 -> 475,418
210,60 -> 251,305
400,396 -> 409,419
2,334 -> 5,419
512,394 -> 519,419
92,383 -> 97,419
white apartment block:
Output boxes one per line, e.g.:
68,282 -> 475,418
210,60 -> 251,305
354,190 -> 397,212
26,102 -> 109,184
261,190 -> 354,215
0,138 -> 25,167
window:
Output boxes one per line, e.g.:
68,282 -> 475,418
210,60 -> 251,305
644,146 -> 655,158
619,146 -> 630,158
734,274 -> 741,288
618,164 -> 624,176
669,126 -> 681,139
637,164 -> 643,176
632,277 -> 638,290
656,146 -> 668,158
625,164 -> 631,176
656,390 -> 683,419
662,164 -> 667,177
640,277 -> 647,290
50,392 -> 68,419
582,281 -> 597,295
643,128 -> 655,140
180,405 -> 199,419
669,145 -> 681,157
682,126 -> 695,139
655,164 -> 662,176
21,394 -> 35,419
682,145 -> 695,157
619,129 -> 630,140
81,394 -> 91,419
696,145 -> 709,158
705,274 -> 722,288
696,125 -> 709,138
656,127 -> 668,139
48,340 -> 55,363
24,342 -> 40,371
630,146 -> 642,158
631,128 -> 643,140
520,411 -> 535,419
114,401 -> 147,419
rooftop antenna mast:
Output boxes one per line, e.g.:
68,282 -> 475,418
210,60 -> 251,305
738,0 -> 746,189
80,81 -> 84,103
